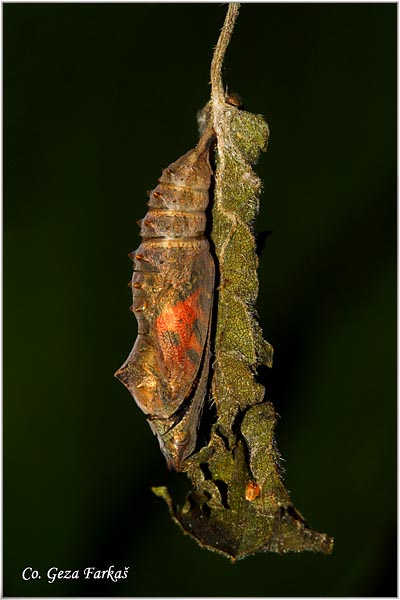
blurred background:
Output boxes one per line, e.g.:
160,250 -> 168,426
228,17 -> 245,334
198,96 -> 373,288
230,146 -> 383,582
4,3 -> 396,597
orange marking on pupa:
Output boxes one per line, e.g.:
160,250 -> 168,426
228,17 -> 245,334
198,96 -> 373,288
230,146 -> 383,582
155,289 -> 203,366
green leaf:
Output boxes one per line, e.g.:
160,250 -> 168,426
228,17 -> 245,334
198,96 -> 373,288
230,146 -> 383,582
153,3 -> 333,560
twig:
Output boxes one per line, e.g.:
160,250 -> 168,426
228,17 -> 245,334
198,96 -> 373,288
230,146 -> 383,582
210,3 -> 240,104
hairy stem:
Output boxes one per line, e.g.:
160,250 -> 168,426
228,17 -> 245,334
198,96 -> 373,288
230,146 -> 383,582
210,3 -> 240,104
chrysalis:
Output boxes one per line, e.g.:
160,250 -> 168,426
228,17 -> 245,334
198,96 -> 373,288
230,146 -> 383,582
115,126 -> 216,471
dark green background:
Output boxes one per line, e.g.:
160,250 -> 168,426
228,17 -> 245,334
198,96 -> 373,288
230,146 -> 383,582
4,3 -> 396,597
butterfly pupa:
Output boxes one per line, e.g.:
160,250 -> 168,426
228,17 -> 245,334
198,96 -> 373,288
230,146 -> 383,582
115,126 -> 216,470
